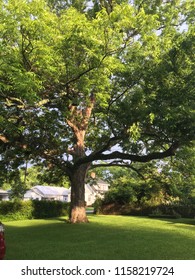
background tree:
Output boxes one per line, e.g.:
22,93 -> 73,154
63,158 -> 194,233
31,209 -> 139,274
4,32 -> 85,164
99,142 -> 195,207
0,0 -> 194,222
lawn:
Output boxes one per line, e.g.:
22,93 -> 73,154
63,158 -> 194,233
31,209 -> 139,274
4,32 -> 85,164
3,215 -> 195,260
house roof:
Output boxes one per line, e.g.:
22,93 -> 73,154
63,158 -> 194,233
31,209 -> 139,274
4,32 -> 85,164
24,188 -> 43,198
33,186 -> 70,197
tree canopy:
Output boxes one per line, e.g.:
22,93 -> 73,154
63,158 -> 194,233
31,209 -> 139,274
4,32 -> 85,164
0,0 -> 194,222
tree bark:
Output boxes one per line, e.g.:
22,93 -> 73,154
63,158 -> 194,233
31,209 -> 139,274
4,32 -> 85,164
69,164 -> 89,223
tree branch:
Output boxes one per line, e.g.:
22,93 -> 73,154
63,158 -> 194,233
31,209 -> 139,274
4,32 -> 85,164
90,160 -> 146,180
89,136 -> 121,158
76,141 -> 179,166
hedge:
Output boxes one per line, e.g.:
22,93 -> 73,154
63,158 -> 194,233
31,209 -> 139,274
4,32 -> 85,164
97,201 -> 195,218
0,200 -> 70,221
32,200 -> 69,219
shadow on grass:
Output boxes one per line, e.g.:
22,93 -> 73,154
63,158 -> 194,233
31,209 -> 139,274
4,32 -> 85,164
147,216 -> 195,226
3,215 -> 195,260
57,217 -> 69,223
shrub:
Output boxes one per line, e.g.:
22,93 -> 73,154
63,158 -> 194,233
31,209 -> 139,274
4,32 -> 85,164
93,197 -> 103,214
0,200 -> 33,221
157,203 -> 195,218
32,200 -> 69,219
0,200 -> 70,221
99,201 -> 195,218
103,186 -> 137,205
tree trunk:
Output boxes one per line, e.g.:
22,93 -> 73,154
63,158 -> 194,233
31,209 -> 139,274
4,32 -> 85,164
66,96 -> 95,223
69,164 -> 89,223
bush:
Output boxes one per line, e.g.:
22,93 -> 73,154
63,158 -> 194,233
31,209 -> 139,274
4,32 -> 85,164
93,197 -> 103,214
0,200 -> 70,221
157,203 -> 195,218
0,200 -> 33,221
103,186 -> 137,205
99,201 -> 195,218
32,200 -> 69,219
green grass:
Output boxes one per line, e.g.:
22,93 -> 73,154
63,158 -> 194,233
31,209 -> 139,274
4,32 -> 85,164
3,215 -> 195,260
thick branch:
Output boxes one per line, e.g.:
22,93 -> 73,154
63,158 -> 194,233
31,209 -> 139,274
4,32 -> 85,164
76,142 -> 179,166
66,95 -> 95,158
67,93 -> 95,133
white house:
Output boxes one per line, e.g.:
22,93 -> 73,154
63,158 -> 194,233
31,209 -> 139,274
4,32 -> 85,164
91,179 -> 109,196
23,179 -> 109,206
23,185 -> 70,202
85,179 -> 109,205
0,189 -> 9,201
84,184 -> 96,205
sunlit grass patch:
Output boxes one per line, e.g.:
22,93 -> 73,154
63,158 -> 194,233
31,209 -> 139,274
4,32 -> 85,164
4,215 -> 195,260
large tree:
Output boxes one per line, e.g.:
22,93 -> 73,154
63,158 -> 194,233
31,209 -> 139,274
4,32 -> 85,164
0,0 -> 194,222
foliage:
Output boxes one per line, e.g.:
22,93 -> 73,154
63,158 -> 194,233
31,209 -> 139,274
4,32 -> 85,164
96,143 -> 195,207
99,200 -> 195,218
47,0 -> 88,13
0,167 -> 27,199
103,182 -> 137,205
99,169 -> 172,207
32,200 -> 70,219
0,165 -> 70,199
0,200 -> 69,221
93,197 -> 103,214
20,165 -> 70,189
159,145 -> 195,200
0,200 -> 33,221
97,146 -> 195,217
